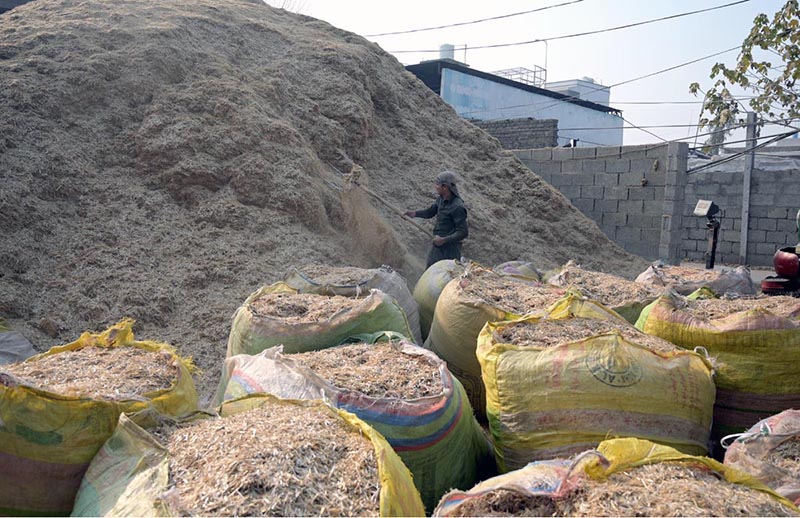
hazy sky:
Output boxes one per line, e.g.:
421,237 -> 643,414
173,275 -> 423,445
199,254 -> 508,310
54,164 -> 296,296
271,0 -> 791,147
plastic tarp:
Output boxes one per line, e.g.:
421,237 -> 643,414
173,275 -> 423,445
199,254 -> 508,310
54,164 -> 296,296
636,262 -> 756,296
0,320 -> 198,516
477,294 -> 715,473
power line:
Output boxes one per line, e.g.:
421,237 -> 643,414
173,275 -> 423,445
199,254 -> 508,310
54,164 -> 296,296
390,0 -> 750,53
365,0 -> 584,37
687,130 -> 800,174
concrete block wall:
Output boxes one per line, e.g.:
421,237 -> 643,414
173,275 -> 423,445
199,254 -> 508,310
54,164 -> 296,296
471,118 -> 558,150
684,166 -> 800,266
513,144 -> 669,261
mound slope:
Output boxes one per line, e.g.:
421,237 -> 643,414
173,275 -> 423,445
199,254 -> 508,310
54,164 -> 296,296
0,0 -> 647,399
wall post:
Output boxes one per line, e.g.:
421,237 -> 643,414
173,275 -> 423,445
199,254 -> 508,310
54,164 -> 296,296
659,141 -> 688,264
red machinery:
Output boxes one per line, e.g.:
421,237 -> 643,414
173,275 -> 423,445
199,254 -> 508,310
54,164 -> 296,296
761,209 -> 800,296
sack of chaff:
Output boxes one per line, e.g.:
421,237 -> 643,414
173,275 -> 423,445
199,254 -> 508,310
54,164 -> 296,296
724,409 -> 800,505
71,394 -> 425,517
214,334 -> 492,513
424,264 -> 568,419
636,262 -> 756,296
477,293 -> 714,473
492,260 -> 543,284
283,263 -> 422,344
0,320 -> 197,516
226,282 -> 413,357
547,260 -> 662,324
433,437 -> 799,517
636,293 -> 800,445
412,259 -> 466,341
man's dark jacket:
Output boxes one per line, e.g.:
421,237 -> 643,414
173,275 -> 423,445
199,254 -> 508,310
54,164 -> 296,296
415,195 -> 468,267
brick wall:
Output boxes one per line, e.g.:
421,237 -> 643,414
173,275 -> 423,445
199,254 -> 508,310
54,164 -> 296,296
514,146 -> 800,267
683,162 -> 800,266
514,144 -> 671,261
471,118 -> 558,149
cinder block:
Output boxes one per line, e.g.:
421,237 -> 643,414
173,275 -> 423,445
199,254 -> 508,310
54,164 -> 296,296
561,160 -> 583,174
636,215 -> 661,230
595,199 -> 619,213
629,188 -> 656,201
582,159 -> 606,173
755,242 -> 778,255
645,170 -> 667,187
602,212 -> 627,226
722,230 -> 741,242
594,173 -> 619,187
646,146 -> 668,158
766,230 -> 790,245
775,193 -> 800,206
631,158 -> 657,175
595,146 -> 621,158
619,172 -> 644,187
573,147 -> 597,159
767,207 -> 788,219
749,206 -> 771,218
530,160 -> 562,176
747,254 -> 773,267
685,250 -> 705,262
621,146 -> 649,159
777,218 -> 798,232
552,148 -> 574,160
694,183 -> 721,196
752,180 -> 783,195
619,199 -> 645,213
720,182 -> 744,196
572,198 -> 595,214
641,199 -> 662,216
562,173 -> 596,186
750,193 -> 774,206
581,185 -> 604,199
513,150 -> 533,160
601,223 -> 616,238
756,218 -> 777,231
606,160 -> 631,173
733,219 -> 741,230
532,149 -> 553,160
616,226 -> 642,242
559,185 -> 581,199
604,186 -> 629,200
748,229 -> 767,242
663,186 -> 685,201
689,228 -> 707,240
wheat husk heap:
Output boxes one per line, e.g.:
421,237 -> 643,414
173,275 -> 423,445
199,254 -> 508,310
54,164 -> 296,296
0,0 -> 647,399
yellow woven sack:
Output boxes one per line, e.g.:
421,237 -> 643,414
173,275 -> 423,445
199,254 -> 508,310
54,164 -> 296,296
412,259 -> 466,341
72,395 -> 425,517
636,293 -> 800,443
478,294 -> 715,473
0,320 -> 197,516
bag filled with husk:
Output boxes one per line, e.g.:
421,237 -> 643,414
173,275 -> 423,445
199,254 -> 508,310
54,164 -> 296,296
424,264 -> 568,419
547,260 -> 662,324
636,293 -> 800,447
477,293 -> 715,473
283,263 -> 422,344
433,437 -> 799,517
226,282 -> 413,357
635,262 -> 756,296
71,394 -> 425,517
215,333 -> 492,512
0,320 -> 197,516
412,259 -> 466,341
724,409 -> 800,505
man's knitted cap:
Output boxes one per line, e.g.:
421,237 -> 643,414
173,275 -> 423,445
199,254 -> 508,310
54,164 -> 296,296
435,170 -> 460,197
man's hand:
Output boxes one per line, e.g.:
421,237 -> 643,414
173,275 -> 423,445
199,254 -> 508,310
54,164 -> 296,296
432,235 -> 446,246
403,210 -> 415,218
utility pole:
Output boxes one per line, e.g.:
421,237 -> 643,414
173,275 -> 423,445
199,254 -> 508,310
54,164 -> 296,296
739,112 -> 757,265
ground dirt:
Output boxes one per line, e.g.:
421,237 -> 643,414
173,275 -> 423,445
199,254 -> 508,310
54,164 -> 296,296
0,0 -> 648,402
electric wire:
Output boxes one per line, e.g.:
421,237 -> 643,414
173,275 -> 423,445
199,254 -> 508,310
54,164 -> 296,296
364,0 -> 584,37
389,0 -> 750,53
687,129 -> 800,173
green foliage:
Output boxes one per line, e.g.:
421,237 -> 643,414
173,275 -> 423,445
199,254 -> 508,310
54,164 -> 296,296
690,0 -> 800,129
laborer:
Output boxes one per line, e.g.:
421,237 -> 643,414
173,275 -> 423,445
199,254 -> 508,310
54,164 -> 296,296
404,171 -> 468,268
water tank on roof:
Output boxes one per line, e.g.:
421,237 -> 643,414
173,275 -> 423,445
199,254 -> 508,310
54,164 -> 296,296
439,44 -> 455,61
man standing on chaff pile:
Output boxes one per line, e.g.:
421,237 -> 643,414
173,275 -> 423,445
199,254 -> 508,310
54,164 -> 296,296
404,170 -> 469,268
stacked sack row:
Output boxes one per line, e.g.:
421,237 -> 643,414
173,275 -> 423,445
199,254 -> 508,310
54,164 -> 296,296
1,259 -> 798,516
416,259 -> 800,515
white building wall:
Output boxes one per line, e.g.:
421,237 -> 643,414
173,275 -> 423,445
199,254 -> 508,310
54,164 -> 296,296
440,68 -> 623,147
